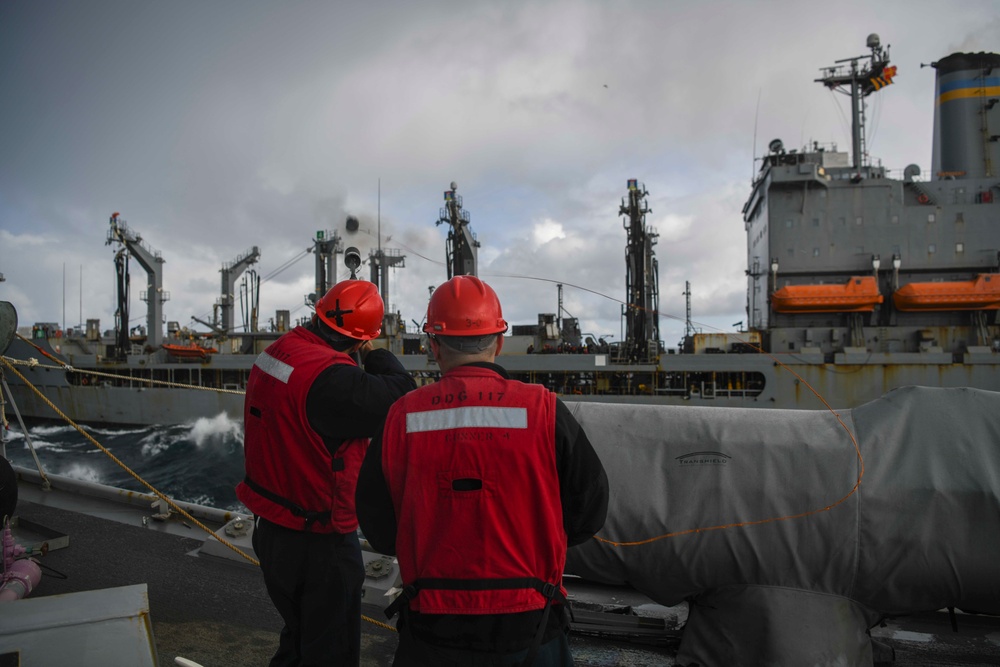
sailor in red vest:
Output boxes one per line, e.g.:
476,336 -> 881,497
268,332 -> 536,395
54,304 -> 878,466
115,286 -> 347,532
238,279 -> 416,667
357,276 -> 609,666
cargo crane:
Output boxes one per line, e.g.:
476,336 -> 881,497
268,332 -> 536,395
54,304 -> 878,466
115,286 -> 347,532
218,246 -> 260,334
619,180 -> 660,361
106,212 -> 169,356
436,181 -> 479,278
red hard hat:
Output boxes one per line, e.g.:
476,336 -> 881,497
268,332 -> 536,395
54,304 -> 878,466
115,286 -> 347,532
316,280 -> 383,341
423,276 -> 507,336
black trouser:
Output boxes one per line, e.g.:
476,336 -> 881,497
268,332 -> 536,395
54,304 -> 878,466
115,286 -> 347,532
253,516 -> 365,667
392,613 -> 573,667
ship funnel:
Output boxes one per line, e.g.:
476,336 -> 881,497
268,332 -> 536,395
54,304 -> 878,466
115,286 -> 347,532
931,52 -> 1000,179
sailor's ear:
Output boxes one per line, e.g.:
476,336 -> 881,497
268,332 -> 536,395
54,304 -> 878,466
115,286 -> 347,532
428,335 -> 443,361
495,334 -> 504,355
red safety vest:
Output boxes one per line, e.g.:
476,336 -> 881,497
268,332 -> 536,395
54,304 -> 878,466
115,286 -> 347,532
382,365 -> 566,615
237,327 -> 368,533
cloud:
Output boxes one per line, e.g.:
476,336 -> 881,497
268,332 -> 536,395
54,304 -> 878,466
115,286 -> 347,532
1,0 -> 996,349
532,219 -> 567,245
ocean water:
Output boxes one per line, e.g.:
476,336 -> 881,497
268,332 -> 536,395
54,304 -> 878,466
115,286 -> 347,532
3,413 -> 247,512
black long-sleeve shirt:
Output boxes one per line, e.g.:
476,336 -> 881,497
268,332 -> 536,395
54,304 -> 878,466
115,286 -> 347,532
303,329 -> 416,443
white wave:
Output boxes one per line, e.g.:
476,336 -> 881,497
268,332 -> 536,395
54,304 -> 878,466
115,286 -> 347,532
9,437 -> 68,453
86,426 -> 152,437
183,493 -> 219,508
29,424 -> 77,437
138,431 -> 173,457
2,428 -> 25,442
58,463 -> 103,484
187,412 -> 243,448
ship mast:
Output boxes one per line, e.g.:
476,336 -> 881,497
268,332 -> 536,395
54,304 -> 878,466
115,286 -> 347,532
436,181 -> 479,278
816,33 -> 895,170
619,179 -> 660,361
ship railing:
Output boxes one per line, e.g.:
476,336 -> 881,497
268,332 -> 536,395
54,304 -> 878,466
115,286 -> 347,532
607,346 -> 659,364
106,218 -> 163,260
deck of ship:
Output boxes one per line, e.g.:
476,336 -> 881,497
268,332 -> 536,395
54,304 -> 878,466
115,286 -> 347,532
9,499 -> 680,666
10,498 -> 1000,666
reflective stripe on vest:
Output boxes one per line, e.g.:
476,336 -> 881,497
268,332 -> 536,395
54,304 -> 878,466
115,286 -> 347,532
254,350 -> 294,383
405,406 -> 528,433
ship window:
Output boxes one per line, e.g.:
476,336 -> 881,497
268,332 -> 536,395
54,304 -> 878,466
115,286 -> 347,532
812,218 -> 820,227
813,248 -> 820,257
787,248 -> 794,257
855,217 -> 863,225
891,215 -> 899,224
956,242 -> 964,254
928,244 -> 937,254
955,212 -> 964,224
785,219 -> 793,228
928,213 -> 936,223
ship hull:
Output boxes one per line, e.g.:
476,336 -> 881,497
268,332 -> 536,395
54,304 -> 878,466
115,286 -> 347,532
6,335 -> 999,425
3,337 -> 246,426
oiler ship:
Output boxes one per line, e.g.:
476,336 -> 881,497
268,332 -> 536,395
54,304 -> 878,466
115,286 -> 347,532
3,37 -> 1000,425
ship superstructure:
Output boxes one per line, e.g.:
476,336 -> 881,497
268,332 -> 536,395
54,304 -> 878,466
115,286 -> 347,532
744,37 -> 1000,362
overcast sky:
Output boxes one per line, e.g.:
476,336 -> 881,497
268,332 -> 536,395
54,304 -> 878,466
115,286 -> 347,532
1,1 -> 997,349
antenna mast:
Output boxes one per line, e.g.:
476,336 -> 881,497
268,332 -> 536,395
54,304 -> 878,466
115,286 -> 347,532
683,281 -> 693,338
816,34 -> 895,170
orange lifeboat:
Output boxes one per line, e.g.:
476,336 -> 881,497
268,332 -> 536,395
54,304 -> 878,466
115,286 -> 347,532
162,343 -> 218,359
893,274 -> 1000,311
771,276 -> 883,313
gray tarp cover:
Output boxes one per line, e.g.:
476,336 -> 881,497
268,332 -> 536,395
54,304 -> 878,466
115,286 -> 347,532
564,386 -> 1000,667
